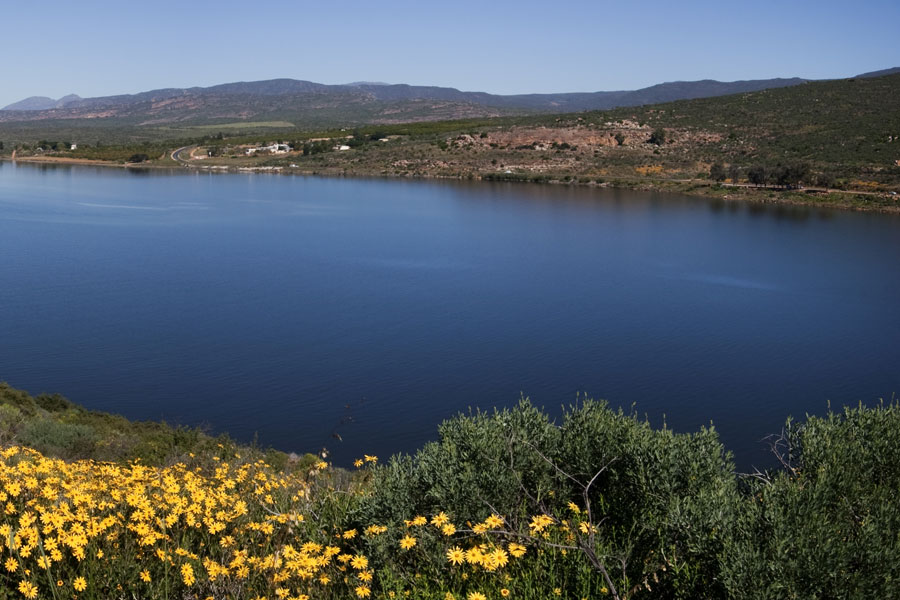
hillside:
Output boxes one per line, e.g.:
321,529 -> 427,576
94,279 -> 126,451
138,72 -> 898,210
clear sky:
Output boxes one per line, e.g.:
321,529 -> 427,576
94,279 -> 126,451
2,0 -> 899,107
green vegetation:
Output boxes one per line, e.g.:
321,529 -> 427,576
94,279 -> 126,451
0,382 -> 302,470
1,382 -> 898,598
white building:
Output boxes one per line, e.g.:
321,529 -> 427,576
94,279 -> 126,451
245,143 -> 290,155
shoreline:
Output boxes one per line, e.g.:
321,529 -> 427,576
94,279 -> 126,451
4,155 -> 899,214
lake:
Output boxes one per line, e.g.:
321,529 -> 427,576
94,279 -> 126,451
1,162 -> 898,467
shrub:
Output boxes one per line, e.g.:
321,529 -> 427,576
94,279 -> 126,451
649,128 -> 667,145
710,162 -> 727,182
359,399 -> 740,598
19,418 -> 99,459
721,403 -> 900,599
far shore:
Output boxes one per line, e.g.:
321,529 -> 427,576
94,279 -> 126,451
4,155 -> 899,215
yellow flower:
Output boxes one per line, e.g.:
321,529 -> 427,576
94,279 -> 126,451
579,521 -> 597,534
343,529 -> 358,539
355,585 -> 372,598
5,557 -> 18,572
508,542 -> 526,557
501,589 -> 511,597
554,588 -> 562,596
400,535 -> 417,550
484,514 -> 504,529
350,555 -> 368,570
446,546 -> 465,565
18,581 -> 38,599
181,563 -> 196,586
442,523 -> 457,536
467,593 -> 486,600
490,548 -> 509,569
529,514 -> 554,533
74,577 -> 87,592
431,512 -> 449,527
354,459 -> 364,468
568,501 -> 580,513
140,570 -> 151,582
364,454 -> 378,464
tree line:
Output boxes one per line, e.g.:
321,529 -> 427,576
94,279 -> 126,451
710,161 -> 836,189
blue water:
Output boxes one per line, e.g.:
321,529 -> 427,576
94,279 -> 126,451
1,162 -> 898,467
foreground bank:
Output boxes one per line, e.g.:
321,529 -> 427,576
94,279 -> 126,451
0,382 -> 896,599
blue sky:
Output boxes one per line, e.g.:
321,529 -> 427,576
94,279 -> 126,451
2,0 -> 899,107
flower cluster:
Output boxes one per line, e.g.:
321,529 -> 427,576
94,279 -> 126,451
0,446 -> 370,599
0,445 -> 604,599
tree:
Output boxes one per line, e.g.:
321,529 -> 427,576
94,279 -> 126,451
777,162 -> 809,188
747,165 -> 768,187
127,153 -> 149,163
728,164 -> 741,184
614,133 -> 625,146
648,128 -> 666,145
815,171 -> 836,189
710,162 -> 727,182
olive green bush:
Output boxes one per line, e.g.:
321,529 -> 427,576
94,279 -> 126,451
722,403 -> 900,599
358,399 -> 741,598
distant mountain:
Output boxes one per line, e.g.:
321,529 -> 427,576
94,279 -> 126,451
345,81 -> 391,87
3,94 -> 81,111
855,66 -> 900,78
1,68 -> 896,129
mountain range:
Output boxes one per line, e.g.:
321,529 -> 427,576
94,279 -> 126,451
2,67 -> 898,130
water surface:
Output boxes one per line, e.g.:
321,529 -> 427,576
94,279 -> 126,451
1,162 -> 898,467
